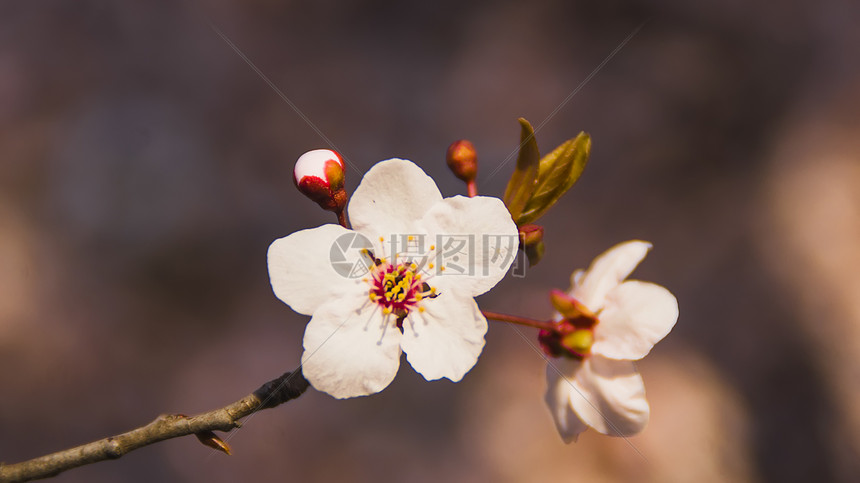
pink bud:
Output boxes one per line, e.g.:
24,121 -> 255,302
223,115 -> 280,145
293,149 -> 347,212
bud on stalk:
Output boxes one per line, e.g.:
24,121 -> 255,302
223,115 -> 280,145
519,223 -> 545,266
293,149 -> 348,221
446,140 -> 478,196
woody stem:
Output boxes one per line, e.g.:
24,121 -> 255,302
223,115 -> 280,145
481,310 -> 556,331
0,370 -> 309,482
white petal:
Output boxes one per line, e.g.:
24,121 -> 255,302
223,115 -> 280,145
571,269 -> 585,286
348,159 -> 443,239
268,224 -> 364,316
545,358 -> 589,443
400,293 -> 487,382
568,356 -> 650,436
301,296 -> 402,399
571,240 -> 652,312
420,195 -> 518,297
592,281 -> 679,360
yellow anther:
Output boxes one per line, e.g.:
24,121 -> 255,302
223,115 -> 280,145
430,245 -> 435,250
418,306 -> 425,313
379,236 -> 384,242
415,293 -> 423,301
408,235 -> 414,241
410,262 -> 417,270
428,263 -> 434,269
383,307 -> 392,315
440,266 -> 446,272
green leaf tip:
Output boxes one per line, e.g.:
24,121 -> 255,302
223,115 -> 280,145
503,118 -> 540,220
516,131 -> 590,225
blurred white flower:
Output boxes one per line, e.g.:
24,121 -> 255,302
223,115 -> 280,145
268,158 -> 518,398
541,240 -> 678,442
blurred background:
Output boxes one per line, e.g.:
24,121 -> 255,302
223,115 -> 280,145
2,1 -> 860,481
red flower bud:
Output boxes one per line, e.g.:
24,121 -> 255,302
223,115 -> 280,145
446,140 -> 478,183
293,149 -> 347,212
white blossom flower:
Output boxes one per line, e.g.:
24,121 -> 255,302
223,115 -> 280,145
541,240 -> 678,442
268,158 -> 518,399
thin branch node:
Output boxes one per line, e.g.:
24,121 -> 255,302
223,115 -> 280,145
104,438 -> 123,459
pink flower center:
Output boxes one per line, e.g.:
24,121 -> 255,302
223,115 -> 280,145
365,256 -> 438,328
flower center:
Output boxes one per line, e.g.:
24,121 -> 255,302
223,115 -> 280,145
539,291 -> 599,359
538,315 -> 599,360
538,316 -> 597,360
365,254 -> 437,327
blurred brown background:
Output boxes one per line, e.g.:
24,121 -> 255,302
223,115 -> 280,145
2,1 -> 860,482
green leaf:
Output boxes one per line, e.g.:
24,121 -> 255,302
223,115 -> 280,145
516,131 -> 590,225
503,118 -> 540,221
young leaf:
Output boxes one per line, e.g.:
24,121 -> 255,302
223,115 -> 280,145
516,132 -> 590,225
195,430 -> 233,455
503,118 -> 540,221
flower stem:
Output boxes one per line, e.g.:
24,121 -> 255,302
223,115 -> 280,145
466,180 -> 478,198
481,310 -> 556,331
336,208 -> 349,228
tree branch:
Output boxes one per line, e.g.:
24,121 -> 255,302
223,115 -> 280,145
0,369 -> 310,483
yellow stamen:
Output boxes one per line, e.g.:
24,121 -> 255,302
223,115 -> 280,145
418,306 -> 425,313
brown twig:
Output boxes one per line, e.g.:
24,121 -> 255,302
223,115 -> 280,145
481,310 -> 557,331
0,369 -> 310,483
